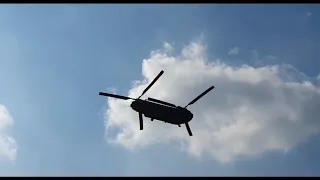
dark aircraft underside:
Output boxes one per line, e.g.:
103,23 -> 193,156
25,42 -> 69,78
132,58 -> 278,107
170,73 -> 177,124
134,100 -> 192,125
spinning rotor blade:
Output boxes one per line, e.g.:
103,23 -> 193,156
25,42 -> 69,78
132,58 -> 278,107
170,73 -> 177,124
99,92 -> 134,100
185,122 -> 193,136
138,70 -> 164,99
185,86 -> 215,108
147,97 -> 176,107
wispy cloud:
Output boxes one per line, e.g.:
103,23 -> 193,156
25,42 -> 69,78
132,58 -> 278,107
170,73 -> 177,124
306,11 -> 312,17
266,55 -> 276,60
0,105 -> 17,161
228,46 -> 240,55
103,39 -> 320,164
163,42 -> 174,53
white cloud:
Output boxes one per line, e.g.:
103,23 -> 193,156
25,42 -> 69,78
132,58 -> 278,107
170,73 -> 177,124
103,40 -> 320,163
0,105 -> 17,161
228,46 -> 239,55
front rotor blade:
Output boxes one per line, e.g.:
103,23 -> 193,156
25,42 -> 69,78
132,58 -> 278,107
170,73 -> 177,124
99,92 -> 133,100
185,86 -> 215,108
138,70 -> 164,99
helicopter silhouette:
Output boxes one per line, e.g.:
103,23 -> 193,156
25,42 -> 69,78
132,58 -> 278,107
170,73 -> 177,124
99,70 -> 214,136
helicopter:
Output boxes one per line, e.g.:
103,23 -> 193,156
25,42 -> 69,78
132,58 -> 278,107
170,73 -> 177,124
99,70 -> 214,136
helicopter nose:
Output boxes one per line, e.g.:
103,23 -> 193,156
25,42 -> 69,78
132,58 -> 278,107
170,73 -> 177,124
130,101 -> 137,110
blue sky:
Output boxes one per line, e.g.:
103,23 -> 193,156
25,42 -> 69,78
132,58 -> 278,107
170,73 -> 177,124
0,4 -> 320,176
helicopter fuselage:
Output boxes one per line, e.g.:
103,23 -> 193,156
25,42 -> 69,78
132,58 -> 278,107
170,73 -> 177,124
99,69 -> 214,136
130,99 -> 193,125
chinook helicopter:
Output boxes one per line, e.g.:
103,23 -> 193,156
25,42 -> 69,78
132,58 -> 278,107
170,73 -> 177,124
99,70 -> 214,136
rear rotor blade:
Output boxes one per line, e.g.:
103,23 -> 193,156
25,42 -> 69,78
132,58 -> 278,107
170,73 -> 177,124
147,97 -> 176,107
99,92 -> 134,100
138,70 -> 164,99
185,86 -> 215,108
